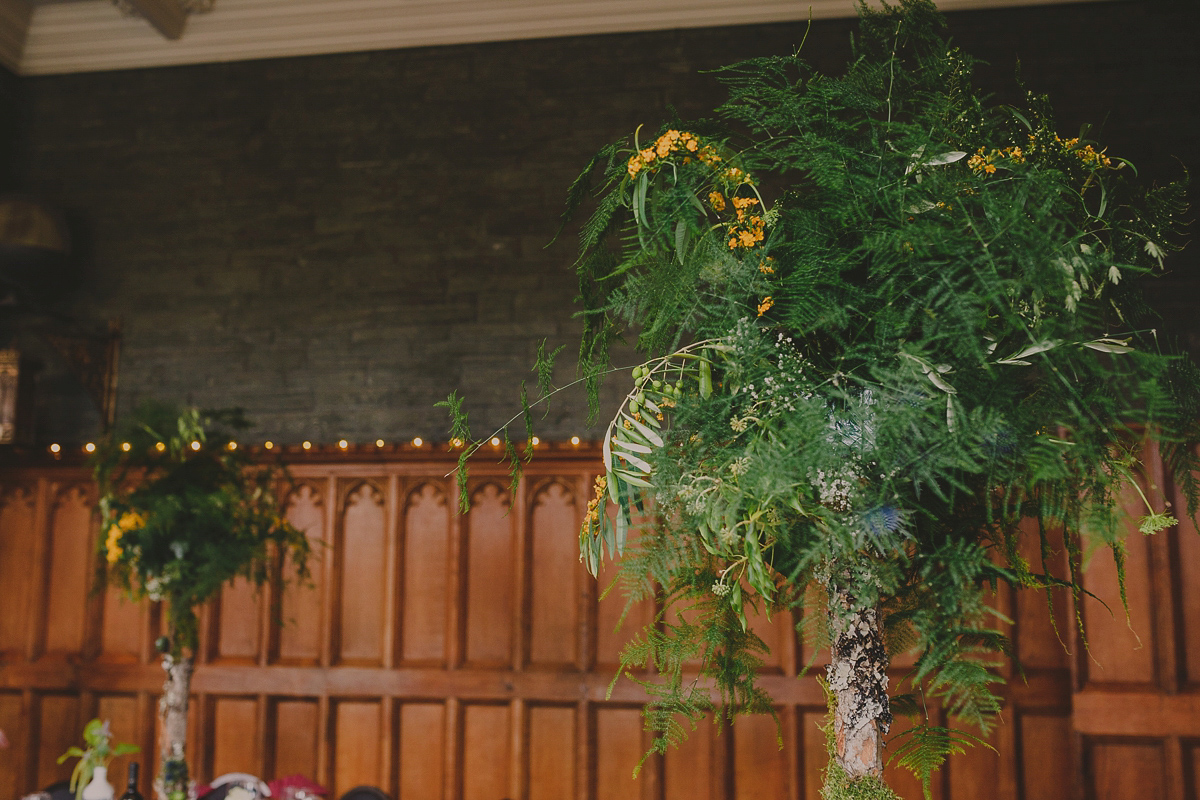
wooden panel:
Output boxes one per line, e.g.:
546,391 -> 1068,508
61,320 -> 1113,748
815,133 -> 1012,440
1087,740 -> 1167,800
1173,480 -> 1200,686
734,712 -> 788,800
464,484 -> 515,667
216,577 -> 261,662
36,694 -> 80,788
337,483 -> 387,664
400,483 -> 450,665
96,694 -> 141,790
746,604 -> 792,673
461,703 -> 510,800
44,486 -> 92,654
398,703 -> 444,800
595,707 -> 646,800
333,700 -> 382,795
1081,484 -> 1156,685
947,720 -> 1004,800
802,710 -> 827,800
271,699 -> 319,783
0,693 -> 26,799
1075,692 -> 1200,737
279,483 -> 327,663
1016,518 -> 1070,671
101,588 -> 146,662
211,697 -> 261,777
664,714 -> 715,800
529,481 -> 579,667
595,501 -> 654,666
1021,713 -> 1073,800
0,486 -> 38,654
1189,741 -> 1200,800
0,456 -> 1077,799
528,705 -> 574,800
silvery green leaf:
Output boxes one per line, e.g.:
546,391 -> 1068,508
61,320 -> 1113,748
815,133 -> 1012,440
615,449 -> 653,474
927,150 -> 967,166
1082,338 -> 1133,353
926,371 -> 957,395
614,469 -> 652,488
612,436 -> 653,454
1007,340 -> 1062,360
1108,265 -> 1122,285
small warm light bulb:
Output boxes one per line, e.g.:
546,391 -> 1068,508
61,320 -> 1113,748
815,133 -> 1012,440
264,441 -> 274,450
302,441 -> 312,450
155,442 -> 166,452
377,439 -> 387,448
190,441 -> 201,451
84,442 -> 96,453
228,441 -> 238,451
451,437 -> 464,448
410,437 -> 422,447
338,439 -> 349,449
121,442 -> 131,452
490,436 -> 501,447
570,436 -> 581,446
49,443 -> 61,453
531,436 -> 540,446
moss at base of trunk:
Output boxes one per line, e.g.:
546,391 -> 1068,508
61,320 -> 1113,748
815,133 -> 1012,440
821,762 -> 901,800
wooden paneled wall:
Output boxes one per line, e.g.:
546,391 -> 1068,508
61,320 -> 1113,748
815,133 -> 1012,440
2,447 -> 1180,799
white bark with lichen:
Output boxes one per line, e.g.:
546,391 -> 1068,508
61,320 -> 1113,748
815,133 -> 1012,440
826,580 -> 891,779
155,653 -> 193,800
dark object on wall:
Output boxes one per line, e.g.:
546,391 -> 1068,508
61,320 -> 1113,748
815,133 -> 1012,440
0,195 -> 72,308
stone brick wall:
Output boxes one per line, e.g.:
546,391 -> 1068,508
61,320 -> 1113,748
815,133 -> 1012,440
8,0 -> 1199,445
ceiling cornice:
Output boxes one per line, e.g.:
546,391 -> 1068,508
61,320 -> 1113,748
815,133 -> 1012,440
19,0 -> 1113,76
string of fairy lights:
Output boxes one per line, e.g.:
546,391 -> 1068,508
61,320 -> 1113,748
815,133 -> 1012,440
44,434 -> 588,456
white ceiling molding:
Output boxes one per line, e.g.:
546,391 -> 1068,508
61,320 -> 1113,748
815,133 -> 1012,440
20,0 -> 1112,76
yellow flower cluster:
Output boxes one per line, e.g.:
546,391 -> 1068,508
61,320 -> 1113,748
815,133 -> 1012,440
627,129 -> 701,178
1023,132 -> 1115,171
105,511 -> 145,564
708,191 -> 726,211
758,257 -> 776,274
968,145 -> 1024,175
585,474 -> 607,527
727,196 -> 765,249
757,296 -> 774,317
626,129 -> 754,189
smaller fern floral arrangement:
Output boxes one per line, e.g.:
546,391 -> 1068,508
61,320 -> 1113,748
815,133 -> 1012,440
93,403 -> 310,800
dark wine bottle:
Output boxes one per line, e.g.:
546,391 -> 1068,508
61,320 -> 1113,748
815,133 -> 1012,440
119,762 -> 144,800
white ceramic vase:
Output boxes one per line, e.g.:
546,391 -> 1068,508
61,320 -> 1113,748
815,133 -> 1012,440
81,766 -> 115,800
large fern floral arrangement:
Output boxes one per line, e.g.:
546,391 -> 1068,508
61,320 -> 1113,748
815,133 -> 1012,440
445,2 -> 1197,796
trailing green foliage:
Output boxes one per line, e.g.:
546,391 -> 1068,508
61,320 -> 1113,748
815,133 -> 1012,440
443,0 -> 1197,790
93,403 -> 311,655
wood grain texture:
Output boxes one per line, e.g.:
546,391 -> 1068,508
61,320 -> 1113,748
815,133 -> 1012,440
333,700 -> 382,795
464,483 -> 515,667
0,487 -> 38,654
529,481 -> 579,667
400,483 -> 450,665
1087,740 -> 1167,800
278,483 -> 327,664
43,486 -> 92,655
336,482 -> 388,665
